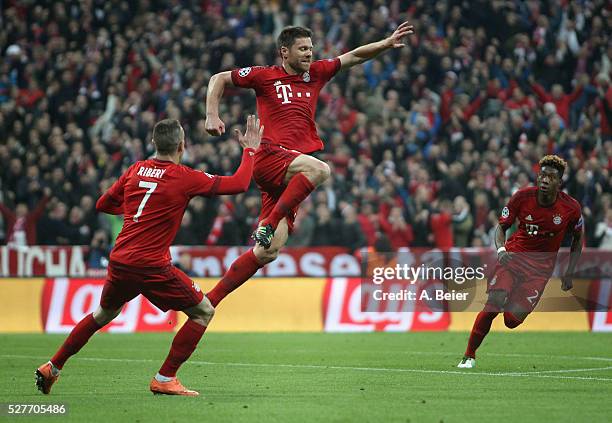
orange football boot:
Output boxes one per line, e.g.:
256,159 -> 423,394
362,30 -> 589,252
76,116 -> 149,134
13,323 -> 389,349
150,378 -> 199,396
35,362 -> 59,394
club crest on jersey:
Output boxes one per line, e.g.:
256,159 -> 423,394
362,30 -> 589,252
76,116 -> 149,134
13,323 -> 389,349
501,207 -> 509,219
553,214 -> 562,225
302,71 -> 310,82
238,67 -> 252,77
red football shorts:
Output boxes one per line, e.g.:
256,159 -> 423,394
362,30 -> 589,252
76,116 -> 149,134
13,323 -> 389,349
100,261 -> 204,312
253,142 -> 302,233
487,264 -> 549,313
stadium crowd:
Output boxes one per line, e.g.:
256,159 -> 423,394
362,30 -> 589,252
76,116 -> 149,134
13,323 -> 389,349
1,0 -> 611,256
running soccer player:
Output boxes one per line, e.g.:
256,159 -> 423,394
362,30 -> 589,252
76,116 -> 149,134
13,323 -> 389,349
36,116 -> 263,396
458,155 -> 583,368
203,23 -> 414,307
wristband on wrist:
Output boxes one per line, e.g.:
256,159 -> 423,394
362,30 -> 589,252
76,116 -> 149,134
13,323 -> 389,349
497,246 -> 506,254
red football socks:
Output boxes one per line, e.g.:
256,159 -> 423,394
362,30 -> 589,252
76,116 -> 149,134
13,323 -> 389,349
264,173 -> 315,230
206,249 -> 263,307
464,311 -> 499,359
159,319 -> 207,378
50,313 -> 103,369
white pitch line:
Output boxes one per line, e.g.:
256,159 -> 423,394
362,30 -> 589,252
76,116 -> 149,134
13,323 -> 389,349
191,360 -> 612,382
477,352 -> 612,363
4,354 -> 612,382
208,348 -> 612,363
390,350 -> 612,363
505,366 -> 612,376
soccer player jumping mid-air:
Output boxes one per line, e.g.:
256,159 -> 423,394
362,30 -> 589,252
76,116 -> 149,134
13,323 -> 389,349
458,155 -> 583,368
203,22 -> 414,307
36,116 -> 263,396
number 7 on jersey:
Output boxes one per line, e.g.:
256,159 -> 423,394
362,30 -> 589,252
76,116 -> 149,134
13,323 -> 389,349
133,180 -> 158,222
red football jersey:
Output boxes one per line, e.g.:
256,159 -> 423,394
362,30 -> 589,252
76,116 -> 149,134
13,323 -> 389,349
231,58 -> 341,154
107,158 -> 220,267
499,186 -> 582,275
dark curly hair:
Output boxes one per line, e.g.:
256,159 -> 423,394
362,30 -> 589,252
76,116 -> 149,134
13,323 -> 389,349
539,155 -> 567,178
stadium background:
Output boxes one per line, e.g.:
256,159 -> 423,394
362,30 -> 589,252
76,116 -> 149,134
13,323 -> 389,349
1,0 -> 611,335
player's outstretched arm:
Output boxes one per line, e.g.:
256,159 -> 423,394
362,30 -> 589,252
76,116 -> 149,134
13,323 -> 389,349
338,21 -> 414,71
215,115 -> 264,195
205,71 -> 234,136
561,227 -> 583,291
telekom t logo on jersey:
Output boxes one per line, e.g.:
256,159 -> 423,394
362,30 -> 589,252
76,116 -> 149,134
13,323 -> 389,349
274,80 -> 310,104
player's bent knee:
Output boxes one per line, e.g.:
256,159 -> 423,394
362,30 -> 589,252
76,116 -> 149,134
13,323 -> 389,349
503,312 -> 524,329
198,297 -> 215,320
93,306 -> 121,326
253,245 -> 280,264
312,162 -> 331,185
319,162 -> 331,181
186,297 -> 215,326
301,160 -> 330,186
260,248 -> 280,263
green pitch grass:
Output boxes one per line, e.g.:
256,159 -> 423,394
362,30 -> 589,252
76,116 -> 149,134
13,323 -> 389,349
1,332 -> 611,422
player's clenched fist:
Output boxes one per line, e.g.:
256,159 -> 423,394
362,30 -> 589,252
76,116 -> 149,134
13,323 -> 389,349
205,114 -> 225,136
235,115 -> 263,150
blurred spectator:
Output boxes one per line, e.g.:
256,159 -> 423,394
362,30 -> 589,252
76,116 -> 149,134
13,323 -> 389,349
206,200 -> 242,246
67,206 -> 92,244
595,73 -> 612,139
312,203 -> 339,246
528,76 -> 584,125
80,196 -> 99,233
357,202 -> 378,247
287,200 -> 315,247
175,210 -> 200,246
595,209 -> 612,249
379,204 -> 413,251
0,188 -> 50,246
452,196 -> 473,247
188,196 -> 218,243
87,230 -> 111,269
430,200 -> 454,250
337,204 -> 366,253
38,202 -> 72,245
